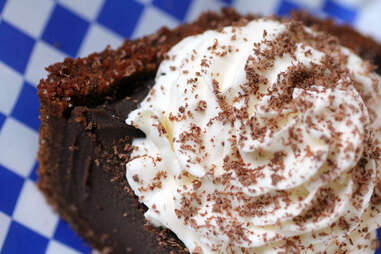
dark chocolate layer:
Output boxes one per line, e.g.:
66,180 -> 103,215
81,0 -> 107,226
39,77 -> 187,253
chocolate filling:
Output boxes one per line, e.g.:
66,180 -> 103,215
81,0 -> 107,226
39,76 -> 190,253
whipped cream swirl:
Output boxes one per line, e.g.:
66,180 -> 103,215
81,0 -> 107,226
126,19 -> 381,253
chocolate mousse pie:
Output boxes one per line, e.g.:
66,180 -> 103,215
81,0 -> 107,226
37,8 -> 381,254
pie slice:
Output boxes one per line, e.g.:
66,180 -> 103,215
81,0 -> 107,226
37,8 -> 381,254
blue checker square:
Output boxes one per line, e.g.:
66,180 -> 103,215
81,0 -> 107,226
0,164 -> 24,216
42,4 -> 89,57
0,21 -> 35,74
0,112 -> 5,130
219,0 -> 234,5
29,162 -> 39,182
0,0 -> 6,15
323,0 -> 357,24
277,0 -> 301,16
11,81 -> 40,131
152,0 -> 192,21
97,0 -> 144,38
1,221 -> 48,254
54,219 -> 92,253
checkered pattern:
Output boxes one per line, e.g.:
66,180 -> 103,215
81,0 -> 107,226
0,0 -> 380,253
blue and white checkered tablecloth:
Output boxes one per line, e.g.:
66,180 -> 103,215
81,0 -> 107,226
0,0 -> 380,253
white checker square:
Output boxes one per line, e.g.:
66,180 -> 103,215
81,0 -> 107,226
46,240 -> 81,254
25,41 -> 67,86
185,0 -> 224,22
0,62 -> 23,115
235,0 -> 281,15
0,212 -> 11,250
132,6 -> 180,39
58,0 -> 105,20
355,0 -> 381,42
0,118 -> 38,177
291,0 -> 324,9
13,180 -> 59,238
79,24 -> 124,57
2,0 -> 55,38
